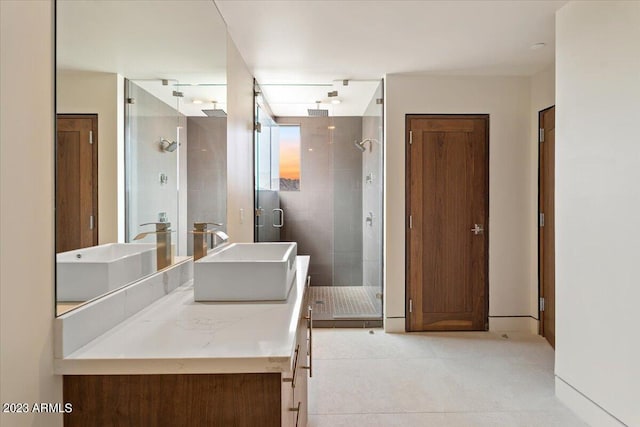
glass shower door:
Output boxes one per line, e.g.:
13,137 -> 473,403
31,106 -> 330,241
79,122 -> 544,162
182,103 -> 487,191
361,81 -> 384,318
125,79 -> 183,256
331,80 -> 384,320
254,103 -> 282,242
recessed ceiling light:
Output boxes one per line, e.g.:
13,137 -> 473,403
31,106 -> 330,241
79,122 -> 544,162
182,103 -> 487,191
331,99 -> 341,105
530,42 -> 546,50
192,99 -> 203,104
328,125 -> 336,130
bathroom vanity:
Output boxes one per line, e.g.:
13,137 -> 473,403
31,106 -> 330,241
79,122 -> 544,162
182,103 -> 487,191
55,257 -> 311,427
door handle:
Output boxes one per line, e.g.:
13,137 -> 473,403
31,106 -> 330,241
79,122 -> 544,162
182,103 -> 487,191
273,208 -> 284,228
471,224 -> 484,235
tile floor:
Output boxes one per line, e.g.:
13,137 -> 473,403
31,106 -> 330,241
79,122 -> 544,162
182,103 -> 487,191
308,329 -> 587,427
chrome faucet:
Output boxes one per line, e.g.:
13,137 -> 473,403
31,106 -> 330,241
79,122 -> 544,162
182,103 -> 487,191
190,222 -> 228,261
134,222 -> 174,270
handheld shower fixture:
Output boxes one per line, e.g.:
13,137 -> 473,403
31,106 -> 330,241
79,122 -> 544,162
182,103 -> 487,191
160,138 -> 178,153
354,138 -> 374,153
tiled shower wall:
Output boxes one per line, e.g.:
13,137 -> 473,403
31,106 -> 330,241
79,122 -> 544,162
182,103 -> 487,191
186,117 -> 227,255
277,117 -> 363,286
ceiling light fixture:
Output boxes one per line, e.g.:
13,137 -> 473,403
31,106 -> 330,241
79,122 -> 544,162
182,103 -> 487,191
530,42 -> 546,50
192,99 -> 203,105
331,99 -> 341,105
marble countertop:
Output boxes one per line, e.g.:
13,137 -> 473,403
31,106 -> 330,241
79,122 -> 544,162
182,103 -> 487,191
55,256 -> 309,375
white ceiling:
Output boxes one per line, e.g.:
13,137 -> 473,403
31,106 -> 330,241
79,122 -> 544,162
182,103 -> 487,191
57,0 -> 227,117
57,1 -> 567,118
259,80 -> 382,117
134,81 -> 228,118
216,0 -> 566,115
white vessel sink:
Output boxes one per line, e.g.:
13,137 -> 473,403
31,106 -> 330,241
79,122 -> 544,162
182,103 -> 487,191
194,242 -> 297,301
57,243 -> 157,302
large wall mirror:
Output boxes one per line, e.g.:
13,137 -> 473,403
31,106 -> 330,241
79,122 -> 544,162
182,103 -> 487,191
55,0 -> 228,316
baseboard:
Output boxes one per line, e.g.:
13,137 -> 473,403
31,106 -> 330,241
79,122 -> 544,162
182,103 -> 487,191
384,317 -> 405,333
556,376 -> 627,427
385,316 -> 540,334
489,316 -> 538,333
314,319 -> 383,328
528,317 -> 540,334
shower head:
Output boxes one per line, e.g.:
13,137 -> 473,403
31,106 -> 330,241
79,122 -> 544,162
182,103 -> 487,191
160,138 -> 178,153
202,108 -> 227,118
202,101 -> 227,118
308,108 -> 328,117
308,101 -> 328,117
354,138 -> 374,153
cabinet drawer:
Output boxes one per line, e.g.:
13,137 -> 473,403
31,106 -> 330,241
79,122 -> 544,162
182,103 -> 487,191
281,277 -> 312,426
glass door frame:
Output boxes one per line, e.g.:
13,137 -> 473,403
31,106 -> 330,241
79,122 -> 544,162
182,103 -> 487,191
253,80 -> 280,242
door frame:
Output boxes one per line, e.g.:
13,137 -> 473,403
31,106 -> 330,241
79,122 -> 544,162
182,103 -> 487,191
55,113 -> 99,251
537,105 -> 555,340
405,114 -> 490,332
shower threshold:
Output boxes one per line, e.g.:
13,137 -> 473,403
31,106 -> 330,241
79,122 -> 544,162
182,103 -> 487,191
309,286 -> 382,328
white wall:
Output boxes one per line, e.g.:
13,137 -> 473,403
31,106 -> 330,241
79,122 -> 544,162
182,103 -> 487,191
555,2 -> 640,426
529,66 -> 555,319
226,36 -> 255,243
0,1 -> 63,426
57,70 -> 121,244
384,74 -> 535,332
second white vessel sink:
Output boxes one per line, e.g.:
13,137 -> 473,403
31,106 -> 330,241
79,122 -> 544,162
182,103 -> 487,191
194,242 -> 297,301
57,243 -> 157,302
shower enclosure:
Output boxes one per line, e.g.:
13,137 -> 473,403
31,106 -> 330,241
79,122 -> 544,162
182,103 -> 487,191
254,80 -> 384,326
125,79 -> 185,255
327,80 -> 383,324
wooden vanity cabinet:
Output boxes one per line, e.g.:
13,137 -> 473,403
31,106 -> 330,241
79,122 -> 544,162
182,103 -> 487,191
63,278 -> 313,427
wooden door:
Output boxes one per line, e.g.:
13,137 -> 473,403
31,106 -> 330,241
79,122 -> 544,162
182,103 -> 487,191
56,115 -> 98,253
539,107 -> 555,348
406,115 -> 489,332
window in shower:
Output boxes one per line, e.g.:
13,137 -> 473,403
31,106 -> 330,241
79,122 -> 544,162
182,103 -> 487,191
279,125 -> 301,191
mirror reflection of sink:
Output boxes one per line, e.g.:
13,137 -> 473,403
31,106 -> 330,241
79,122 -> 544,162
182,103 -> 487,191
56,243 -> 157,302
194,242 -> 297,302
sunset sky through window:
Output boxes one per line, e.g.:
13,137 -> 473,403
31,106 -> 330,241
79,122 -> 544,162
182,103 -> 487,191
279,125 -> 300,180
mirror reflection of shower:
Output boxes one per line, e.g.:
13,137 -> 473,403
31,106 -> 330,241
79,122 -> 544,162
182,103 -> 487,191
354,138 -> 376,152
